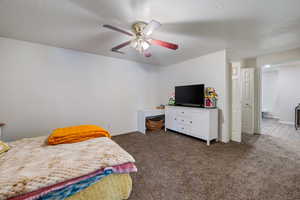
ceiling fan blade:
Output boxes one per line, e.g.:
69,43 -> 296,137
143,20 -> 161,36
151,39 -> 178,50
111,40 -> 131,53
112,50 -> 125,54
103,24 -> 133,36
144,51 -> 152,57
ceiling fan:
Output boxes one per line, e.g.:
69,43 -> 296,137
103,20 -> 179,57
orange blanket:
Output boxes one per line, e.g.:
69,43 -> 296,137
48,125 -> 111,145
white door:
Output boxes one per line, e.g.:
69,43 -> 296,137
232,63 -> 242,142
241,68 -> 255,134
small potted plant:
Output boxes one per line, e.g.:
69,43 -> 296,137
205,87 -> 218,108
168,92 -> 175,105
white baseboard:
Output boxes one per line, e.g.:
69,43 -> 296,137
279,121 -> 294,125
263,113 -> 279,119
110,130 -> 138,136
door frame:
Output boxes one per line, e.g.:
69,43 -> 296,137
258,66 -> 262,134
231,62 -> 242,142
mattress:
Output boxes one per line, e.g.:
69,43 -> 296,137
66,174 -> 132,200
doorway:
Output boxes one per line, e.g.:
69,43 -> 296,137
260,62 -> 300,141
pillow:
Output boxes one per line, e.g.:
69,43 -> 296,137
0,140 -> 10,154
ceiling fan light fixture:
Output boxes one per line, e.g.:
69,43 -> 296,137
131,37 -> 150,53
141,40 -> 150,50
130,39 -> 138,49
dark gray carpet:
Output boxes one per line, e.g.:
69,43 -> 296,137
113,131 -> 300,200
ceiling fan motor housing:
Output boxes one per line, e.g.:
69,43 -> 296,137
132,22 -> 147,36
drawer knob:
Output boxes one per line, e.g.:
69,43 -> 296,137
182,120 -> 184,122
190,121 -> 193,124
174,118 -> 177,120
182,112 -> 184,114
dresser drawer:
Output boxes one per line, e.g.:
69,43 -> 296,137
177,116 -> 193,125
177,124 -> 192,134
176,109 -> 192,117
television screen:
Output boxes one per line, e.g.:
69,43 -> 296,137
175,84 -> 205,107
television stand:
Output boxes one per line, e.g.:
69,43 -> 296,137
165,106 -> 218,145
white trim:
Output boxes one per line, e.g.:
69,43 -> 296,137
254,63 -> 262,134
263,113 -> 279,119
110,130 -> 137,136
279,121 -> 294,125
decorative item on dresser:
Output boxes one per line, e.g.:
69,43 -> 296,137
165,106 -> 218,145
205,87 -> 218,108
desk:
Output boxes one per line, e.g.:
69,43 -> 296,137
138,109 -> 165,134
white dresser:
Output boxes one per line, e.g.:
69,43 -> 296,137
165,106 -> 218,145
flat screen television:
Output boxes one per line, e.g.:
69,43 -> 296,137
175,84 -> 205,107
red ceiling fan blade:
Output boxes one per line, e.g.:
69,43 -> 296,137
151,39 -> 178,50
144,51 -> 152,57
143,20 -> 161,36
111,40 -> 131,53
103,24 -> 133,37
112,50 -> 125,54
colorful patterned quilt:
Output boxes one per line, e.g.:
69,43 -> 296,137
0,136 -> 135,200
9,163 -> 137,200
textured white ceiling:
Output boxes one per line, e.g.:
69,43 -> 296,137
0,0 -> 300,66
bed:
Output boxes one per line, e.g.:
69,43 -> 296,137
66,174 -> 132,200
0,136 -> 136,200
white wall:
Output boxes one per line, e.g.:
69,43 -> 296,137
278,65 -> 300,124
262,70 -> 280,118
0,37 -> 231,142
0,37 -> 159,141
158,50 -> 231,142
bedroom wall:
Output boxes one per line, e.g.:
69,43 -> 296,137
0,37 -> 159,141
157,50 -> 231,143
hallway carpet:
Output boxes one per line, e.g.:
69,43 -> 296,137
113,131 -> 300,200
261,118 -> 300,141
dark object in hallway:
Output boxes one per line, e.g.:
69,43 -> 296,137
113,130 -> 300,200
295,103 -> 300,130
